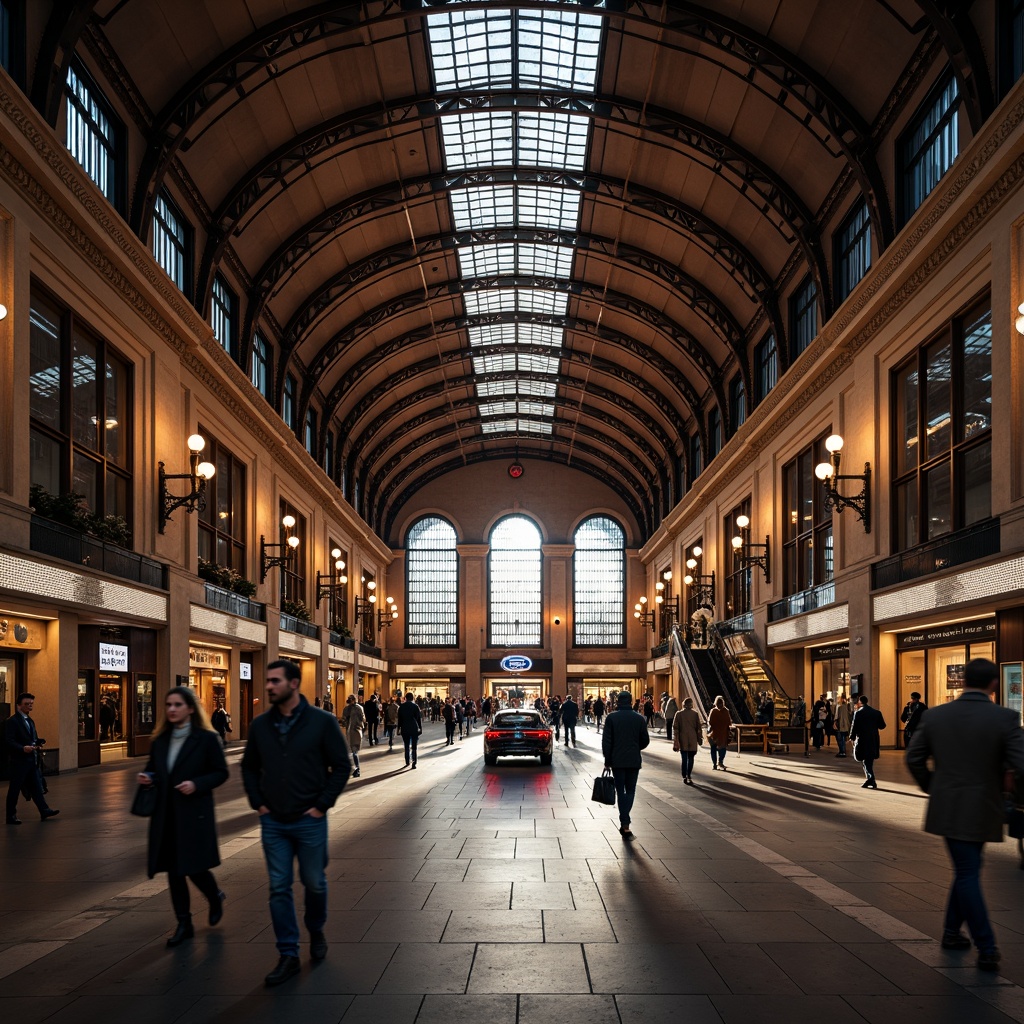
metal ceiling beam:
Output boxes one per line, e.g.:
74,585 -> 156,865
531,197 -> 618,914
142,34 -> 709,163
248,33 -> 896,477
29,1 -> 101,126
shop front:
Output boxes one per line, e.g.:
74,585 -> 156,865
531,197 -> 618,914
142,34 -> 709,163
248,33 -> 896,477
390,663 -> 466,703
188,644 -> 231,720
893,618 -> 997,744
810,642 -> 851,701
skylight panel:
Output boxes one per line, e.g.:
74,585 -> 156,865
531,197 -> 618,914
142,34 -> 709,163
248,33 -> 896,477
427,9 -> 514,92
458,243 -> 575,279
464,290 -> 517,316
480,418 -> 519,435
440,112 -> 514,170
517,378 -> 559,398
479,418 -> 553,436
518,112 -> 590,170
518,401 -> 556,418
518,9 -> 603,92
518,419 -> 554,435
475,378 -> 560,399
450,186 -> 516,231
475,380 -> 518,397
479,400 -> 519,417
517,323 -> 563,348
517,185 -> 581,230
516,243 -> 575,278
473,353 -> 518,375
458,243 -> 517,278
468,323 -> 519,348
463,288 -> 569,317
519,353 -> 561,375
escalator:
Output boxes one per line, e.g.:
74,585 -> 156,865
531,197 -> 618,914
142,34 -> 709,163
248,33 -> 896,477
670,627 -> 749,724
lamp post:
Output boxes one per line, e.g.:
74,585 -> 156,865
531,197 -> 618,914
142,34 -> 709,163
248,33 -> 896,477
158,433 -> 215,532
731,514 -> 771,583
814,433 -> 871,532
260,515 -> 300,582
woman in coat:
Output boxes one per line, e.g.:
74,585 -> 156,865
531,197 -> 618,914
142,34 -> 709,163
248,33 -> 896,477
672,698 -> 703,785
707,696 -> 732,770
341,695 -> 366,776
849,695 -> 886,789
136,685 -> 228,948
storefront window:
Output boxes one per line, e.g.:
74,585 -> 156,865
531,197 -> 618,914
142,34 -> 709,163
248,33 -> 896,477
99,674 -> 125,742
77,674 -> 95,740
135,675 -> 155,735
197,428 -> 247,574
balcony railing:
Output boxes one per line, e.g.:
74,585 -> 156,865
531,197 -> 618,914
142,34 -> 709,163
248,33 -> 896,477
359,641 -> 382,658
768,580 -> 836,622
280,613 -> 320,640
717,612 -> 753,637
30,515 -> 167,589
650,640 -> 669,658
872,518 -> 1000,590
329,630 -> 356,650
204,583 -> 266,622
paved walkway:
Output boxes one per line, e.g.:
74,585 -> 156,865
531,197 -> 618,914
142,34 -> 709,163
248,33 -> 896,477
1,719 -> 1023,1024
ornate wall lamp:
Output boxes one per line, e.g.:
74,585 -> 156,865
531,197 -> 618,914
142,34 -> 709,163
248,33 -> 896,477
159,433 -> 215,533
655,570 -> 679,626
814,434 -> 871,532
683,550 -> 716,608
260,515 -> 300,582
315,547 -> 348,608
633,594 -> 655,631
731,515 -> 771,583
377,595 -> 399,631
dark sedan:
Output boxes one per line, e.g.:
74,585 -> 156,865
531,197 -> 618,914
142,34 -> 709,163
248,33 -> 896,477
484,710 -> 553,766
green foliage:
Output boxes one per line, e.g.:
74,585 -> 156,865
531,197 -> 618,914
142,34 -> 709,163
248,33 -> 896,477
197,557 -> 257,597
281,599 -> 312,622
30,486 -> 131,548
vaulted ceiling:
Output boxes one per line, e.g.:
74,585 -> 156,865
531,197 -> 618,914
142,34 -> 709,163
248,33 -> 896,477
31,1 -> 993,541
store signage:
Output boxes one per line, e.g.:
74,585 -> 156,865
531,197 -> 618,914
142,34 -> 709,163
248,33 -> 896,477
896,619 -> 996,651
99,643 -> 129,672
239,662 -> 252,680
189,646 -> 228,668
500,655 -> 533,673
811,643 -> 849,661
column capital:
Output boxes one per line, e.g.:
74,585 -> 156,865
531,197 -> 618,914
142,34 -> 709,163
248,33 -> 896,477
541,544 -> 575,558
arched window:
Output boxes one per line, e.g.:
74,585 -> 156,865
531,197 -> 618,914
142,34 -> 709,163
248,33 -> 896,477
406,516 -> 459,647
573,516 -> 625,646
489,515 -> 542,646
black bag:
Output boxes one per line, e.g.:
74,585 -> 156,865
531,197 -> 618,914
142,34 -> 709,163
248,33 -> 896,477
1007,803 -> 1024,840
130,785 -> 157,817
591,768 -> 616,805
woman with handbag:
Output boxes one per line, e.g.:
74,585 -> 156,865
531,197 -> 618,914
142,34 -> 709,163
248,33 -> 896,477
136,686 -> 229,947
707,696 -> 732,771
672,697 -> 703,785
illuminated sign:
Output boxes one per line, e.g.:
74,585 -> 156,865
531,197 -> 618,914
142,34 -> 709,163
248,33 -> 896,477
500,655 -> 533,673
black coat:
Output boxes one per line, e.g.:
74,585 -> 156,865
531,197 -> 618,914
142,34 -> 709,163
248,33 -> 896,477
144,728 -> 228,878
849,705 -> 886,762
396,700 -> 422,737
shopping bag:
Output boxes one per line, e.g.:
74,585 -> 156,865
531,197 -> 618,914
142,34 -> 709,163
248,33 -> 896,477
591,768 -> 616,805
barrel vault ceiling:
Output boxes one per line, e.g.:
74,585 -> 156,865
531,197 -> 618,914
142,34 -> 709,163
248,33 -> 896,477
32,1 -> 990,540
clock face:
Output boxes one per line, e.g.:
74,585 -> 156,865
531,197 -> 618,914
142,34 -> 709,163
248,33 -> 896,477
508,462 -> 524,479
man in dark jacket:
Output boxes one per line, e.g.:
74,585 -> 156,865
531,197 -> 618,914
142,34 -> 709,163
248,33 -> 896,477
906,659 -> 1024,971
5,692 -> 59,824
241,660 -> 351,987
848,694 -> 886,789
561,695 -> 580,747
900,691 -> 927,746
396,691 -> 423,767
363,694 -> 381,745
601,691 -> 650,840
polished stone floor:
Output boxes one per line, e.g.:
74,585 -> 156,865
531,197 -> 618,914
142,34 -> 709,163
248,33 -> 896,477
2,718 -> 1023,1024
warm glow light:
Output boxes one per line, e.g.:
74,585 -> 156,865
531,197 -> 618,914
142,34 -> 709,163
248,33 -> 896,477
282,515 -> 296,529
187,434 -> 205,453
686,557 -> 697,570
335,559 -> 344,571
815,462 -> 834,481
369,594 -> 377,603
663,570 -> 672,581
0,304 -> 7,320
825,434 -> 844,454
732,535 -> 743,549
339,575 -> 348,584
633,610 -> 640,618
386,596 -> 395,605
197,461 -> 216,480
331,547 -> 342,559
656,581 -> 665,591
368,580 -> 377,590
692,546 -> 702,557
1016,302 -> 1024,335
655,595 -> 663,604
639,595 -> 647,604
736,515 -> 750,530
287,535 -> 300,549
683,574 -> 694,585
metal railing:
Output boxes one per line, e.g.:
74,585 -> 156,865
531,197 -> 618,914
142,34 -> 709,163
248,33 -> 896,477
717,612 -> 753,636
329,630 -> 356,649
768,580 -> 836,622
204,583 -> 266,622
871,517 -> 1000,589
670,628 -> 712,722
359,641 -> 382,658
280,613 -> 320,640
30,515 -> 167,589
650,640 -> 669,658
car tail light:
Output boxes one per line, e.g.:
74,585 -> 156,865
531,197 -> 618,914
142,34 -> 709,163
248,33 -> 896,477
485,731 -> 501,741
524,730 -> 550,739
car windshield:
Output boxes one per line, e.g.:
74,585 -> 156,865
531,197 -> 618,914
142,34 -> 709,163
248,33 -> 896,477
493,713 -> 544,729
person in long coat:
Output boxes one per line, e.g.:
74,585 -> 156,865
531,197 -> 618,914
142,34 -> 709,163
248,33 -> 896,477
707,696 -> 732,770
672,698 -> 703,784
341,695 -> 366,777
137,685 -> 228,948
849,694 -> 886,789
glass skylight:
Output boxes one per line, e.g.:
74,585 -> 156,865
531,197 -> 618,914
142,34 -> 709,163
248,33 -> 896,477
450,185 -> 581,232
468,323 -> 520,348
517,401 -> 556,418
468,322 -> 563,348
463,288 -> 569,317
427,9 -> 514,92
480,419 -> 519,435
440,112 -> 589,172
518,9 -> 603,92
473,352 -> 560,376
517,112 -> 590,170
479,400 -> 556,419
518,419 -> 555,435
440,112 -> 514,169
476,378 -> 559,399
457,243 -> 575,279
480,418 -> 554,436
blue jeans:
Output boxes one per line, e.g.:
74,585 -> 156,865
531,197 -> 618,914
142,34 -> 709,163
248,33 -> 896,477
402,732 -> 419,763
260,814 -> 329,957
837,731 -> 848,755
679,750 -> 696,778
709,742 -> 726,766
944,838 -> 996,953
611,767 -> 640,827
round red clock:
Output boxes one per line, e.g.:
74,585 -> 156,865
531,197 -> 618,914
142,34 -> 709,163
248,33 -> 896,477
508,462 -> 524,479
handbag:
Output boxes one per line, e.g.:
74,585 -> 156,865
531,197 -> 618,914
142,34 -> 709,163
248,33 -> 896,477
1007,802 -> 1024,840
130,784 -> 157,817
591,768 -> 616,805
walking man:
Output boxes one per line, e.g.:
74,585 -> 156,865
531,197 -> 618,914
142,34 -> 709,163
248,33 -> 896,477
241,660 -> 351,987
900,691 -> 927,747
906,658 -> 1024,971
593,695 -> 606,733
601,690 -> 650,840
397,692 -> 423,767
363,694 -> 380,746
561,694 -> 579,747
5,692 -> 59,824
849,694 -> 886,789
833,694 -> 853,758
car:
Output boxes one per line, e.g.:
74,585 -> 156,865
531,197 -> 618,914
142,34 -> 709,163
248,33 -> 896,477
483,710 -> 553,766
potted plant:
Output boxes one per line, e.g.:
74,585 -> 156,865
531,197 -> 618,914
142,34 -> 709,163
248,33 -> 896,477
281,599 -> 312,622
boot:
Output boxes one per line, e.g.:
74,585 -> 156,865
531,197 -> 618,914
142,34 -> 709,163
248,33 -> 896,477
208,890 -> 225,927
167,915 -> 194,948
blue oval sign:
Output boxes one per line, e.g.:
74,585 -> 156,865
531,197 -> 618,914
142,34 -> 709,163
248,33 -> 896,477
500,655 -> 533,673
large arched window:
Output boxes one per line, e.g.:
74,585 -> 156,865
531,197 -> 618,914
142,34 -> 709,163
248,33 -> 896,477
489,515 -> 542,647
406,516 -> 459,647
573,516 -> 625,646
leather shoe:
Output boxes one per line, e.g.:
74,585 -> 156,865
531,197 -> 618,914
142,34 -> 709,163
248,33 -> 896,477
166,917 -> 194,948
208,890 -> 225,927
977,950 -> 1001,972
310,930 -> 328,960
6,817 -> 22,825
40,809 -> 60,820
265,955 -> 301,987
941,932 -> 971,950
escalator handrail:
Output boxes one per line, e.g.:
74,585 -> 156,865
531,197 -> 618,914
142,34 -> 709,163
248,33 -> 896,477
670,627 -> 713,720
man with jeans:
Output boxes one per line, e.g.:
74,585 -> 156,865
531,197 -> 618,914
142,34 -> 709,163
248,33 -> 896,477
601,691 -> 650,840
833,695 -> 853,758
906,658 -> 1024,971
397,691 -> 422,767
242,660 -> 351,987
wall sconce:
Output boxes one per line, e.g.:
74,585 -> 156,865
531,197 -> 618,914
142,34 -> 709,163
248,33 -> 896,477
315,547 -> 348,608
633,594 -> 655,631
655,571 -> 679,625
159,433 -> 215,533
260,515 -> 300,582
377,595 -> 399,631
731,514 -> 771,583
815,434 -> 871,532
683,554 -> 716,608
